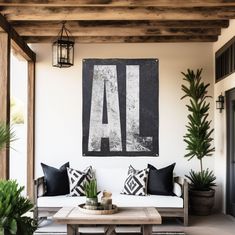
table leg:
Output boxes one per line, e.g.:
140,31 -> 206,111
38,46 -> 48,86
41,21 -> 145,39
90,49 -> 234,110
104,225 -> 116,235
142,225 -> 152,235
67,225 -> 79,235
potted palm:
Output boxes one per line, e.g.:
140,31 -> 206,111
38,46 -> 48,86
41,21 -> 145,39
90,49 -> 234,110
0,180 -> 37,235
181,69 -> 216,215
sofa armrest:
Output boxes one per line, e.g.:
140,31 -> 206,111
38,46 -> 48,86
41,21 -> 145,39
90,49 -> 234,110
34,176 -> 46,220
34,176 -> 46,199
183,178 -> 188,226
174,176 -> 188,226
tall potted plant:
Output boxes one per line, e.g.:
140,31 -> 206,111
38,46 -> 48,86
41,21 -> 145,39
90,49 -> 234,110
181,69 -> 216,215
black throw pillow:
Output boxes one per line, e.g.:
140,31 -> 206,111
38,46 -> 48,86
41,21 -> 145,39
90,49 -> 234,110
41,162 -> 70,196
147,163 -> 176,196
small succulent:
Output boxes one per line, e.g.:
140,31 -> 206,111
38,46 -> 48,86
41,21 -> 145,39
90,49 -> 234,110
84,179 -> 97,198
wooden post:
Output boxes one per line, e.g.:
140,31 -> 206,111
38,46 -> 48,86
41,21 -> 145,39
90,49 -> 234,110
0,32 -> 10,179
27,60 -> 35,200
184,179 -> 189,226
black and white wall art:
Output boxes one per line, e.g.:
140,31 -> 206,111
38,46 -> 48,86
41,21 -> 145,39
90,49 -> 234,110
83,59 -> 159,156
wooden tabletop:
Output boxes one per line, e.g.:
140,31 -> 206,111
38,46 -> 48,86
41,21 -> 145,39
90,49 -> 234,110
53,207 -> 162,225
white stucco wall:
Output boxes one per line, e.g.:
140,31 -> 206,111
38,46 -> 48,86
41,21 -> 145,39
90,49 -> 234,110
30,42 -> 215,202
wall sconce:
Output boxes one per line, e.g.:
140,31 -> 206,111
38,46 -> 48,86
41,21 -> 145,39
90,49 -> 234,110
52,21 -> 74,68
216,94 -> 224,113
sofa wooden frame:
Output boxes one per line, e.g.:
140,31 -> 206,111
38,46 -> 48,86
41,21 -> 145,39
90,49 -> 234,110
34,176 -> 188,226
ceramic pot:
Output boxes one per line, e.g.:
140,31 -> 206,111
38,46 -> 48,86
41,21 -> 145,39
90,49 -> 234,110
189,189 -> 215,215
85,197 -> 98,210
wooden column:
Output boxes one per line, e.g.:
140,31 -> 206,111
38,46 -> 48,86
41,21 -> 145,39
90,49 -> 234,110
0,32 -> 10,179
27,60 -> 35,200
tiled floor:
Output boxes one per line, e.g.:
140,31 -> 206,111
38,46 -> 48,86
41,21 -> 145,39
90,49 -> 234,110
35,214 -> 235,235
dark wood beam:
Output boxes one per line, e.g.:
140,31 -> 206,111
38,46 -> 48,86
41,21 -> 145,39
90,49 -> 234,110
0,0 -> 235,7
0,13 -> 35,61
1,6 -> 235,21
23,35 -> 218,43
11,20 -> 230,29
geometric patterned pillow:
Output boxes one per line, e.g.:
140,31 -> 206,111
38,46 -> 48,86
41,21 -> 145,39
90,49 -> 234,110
121,165 -> 149,196
67,166 -> 93,196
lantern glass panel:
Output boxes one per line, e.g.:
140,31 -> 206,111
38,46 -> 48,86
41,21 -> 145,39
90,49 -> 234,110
52,42 -> 59,66
52,41 -> 74,67
216,100 -> 222,109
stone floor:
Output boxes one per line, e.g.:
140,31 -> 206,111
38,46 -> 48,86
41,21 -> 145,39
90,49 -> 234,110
34,214 -> 235,235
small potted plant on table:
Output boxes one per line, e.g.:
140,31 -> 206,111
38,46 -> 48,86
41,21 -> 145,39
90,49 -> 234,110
181,68 -> 216,215
84,179 -> 98,210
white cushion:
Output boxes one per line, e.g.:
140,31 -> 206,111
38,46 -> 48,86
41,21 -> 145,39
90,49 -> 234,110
37,193 -> 183,208
38,195 -> 86,208
112,194 -> 183,208
173,182 -> 182,197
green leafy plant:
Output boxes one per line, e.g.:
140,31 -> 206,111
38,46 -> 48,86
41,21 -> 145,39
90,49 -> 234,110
0,180 -> 37,235
186,169 -> 216,191
0,123 -> 15,151
181,69 -> 216,191
84,179 -> 97,198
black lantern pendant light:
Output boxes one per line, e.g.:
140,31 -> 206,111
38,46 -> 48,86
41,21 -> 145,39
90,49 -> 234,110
52,21 -> 74,68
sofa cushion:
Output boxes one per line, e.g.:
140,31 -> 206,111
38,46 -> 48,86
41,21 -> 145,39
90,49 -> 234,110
41,162 -> 70,196
121,165 -> 149,196
67,166 -> 93,196
147,163 -> 176,196
37,193 -> 183,208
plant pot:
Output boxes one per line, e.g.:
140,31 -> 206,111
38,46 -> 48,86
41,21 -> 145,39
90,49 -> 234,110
189,189 -> 215,215
85,197 -> 98,210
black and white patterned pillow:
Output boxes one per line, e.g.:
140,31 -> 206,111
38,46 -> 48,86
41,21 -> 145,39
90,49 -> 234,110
121,165 -> 149,196
67,166 -> 93,196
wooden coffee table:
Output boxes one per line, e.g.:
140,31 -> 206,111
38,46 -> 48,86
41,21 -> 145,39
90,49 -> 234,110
53,207 -> 161,235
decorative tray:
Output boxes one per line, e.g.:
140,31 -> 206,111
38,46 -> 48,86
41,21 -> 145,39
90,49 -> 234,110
78,203 -> 118,215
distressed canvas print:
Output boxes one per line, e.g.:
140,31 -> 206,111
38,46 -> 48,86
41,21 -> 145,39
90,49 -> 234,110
83,59 -> 159,156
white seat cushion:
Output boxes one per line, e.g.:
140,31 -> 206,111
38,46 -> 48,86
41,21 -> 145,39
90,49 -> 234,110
37,193 -> 183,208
112,193 -> 183,208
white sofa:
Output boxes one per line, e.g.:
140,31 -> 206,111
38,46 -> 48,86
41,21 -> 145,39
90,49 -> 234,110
35,168 -> 188,226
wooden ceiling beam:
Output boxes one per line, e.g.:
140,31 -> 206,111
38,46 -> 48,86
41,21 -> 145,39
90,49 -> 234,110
1,6 -> 235,21
0,0 -> 235,7
11,20 -> 229,29
0,13 -> 35,61
14,25 -> 221,37
23,35 -> 218,43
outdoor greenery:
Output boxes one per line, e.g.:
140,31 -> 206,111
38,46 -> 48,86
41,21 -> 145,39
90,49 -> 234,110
0,180 -> 37,235
181,68 -> 216,191
0,123 -> 15,151
84,179 -> 98,198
